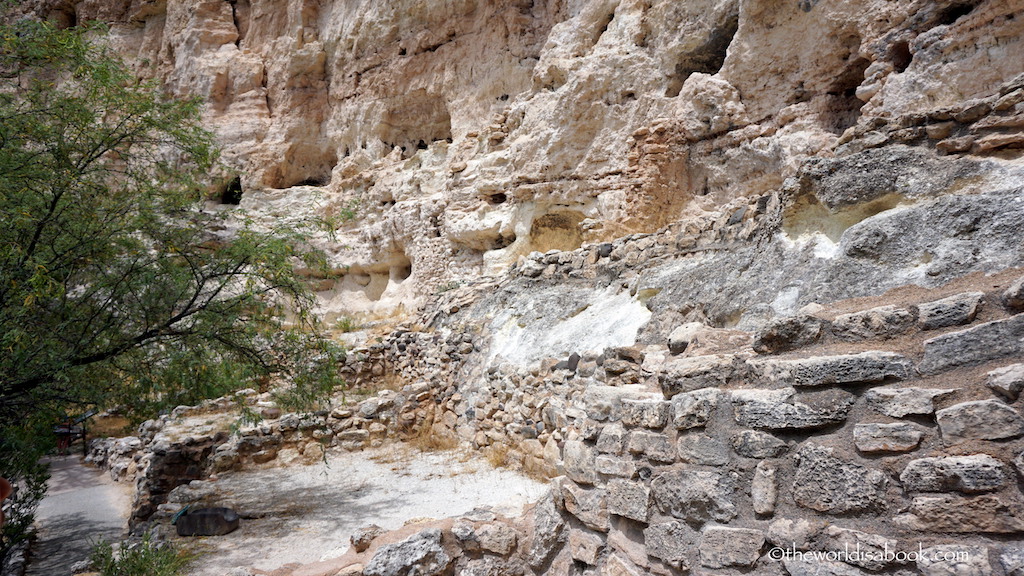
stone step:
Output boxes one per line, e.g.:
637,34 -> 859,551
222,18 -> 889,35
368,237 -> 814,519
749,351 -> 913,387
920,313 -> 1024,374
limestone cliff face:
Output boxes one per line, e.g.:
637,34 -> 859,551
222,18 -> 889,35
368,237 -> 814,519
29,0 -> 1024,324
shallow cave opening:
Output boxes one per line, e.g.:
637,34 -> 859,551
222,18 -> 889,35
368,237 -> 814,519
936,3 -> 976,26
890,41 -> 913,73
220,176 -> 243,205
486,192 -> 508,205
821,55 -> 871,134
665,12 -> 739,97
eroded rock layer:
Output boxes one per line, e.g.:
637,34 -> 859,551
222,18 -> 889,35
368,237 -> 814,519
36,0 -> 1024,575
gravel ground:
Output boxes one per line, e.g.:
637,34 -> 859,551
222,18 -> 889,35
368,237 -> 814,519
171,444 -> 549,576
26,456 -> 133,576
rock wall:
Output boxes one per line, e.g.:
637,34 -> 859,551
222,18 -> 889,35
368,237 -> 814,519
34,0 -> 1024,574
25,0 -> 1024,322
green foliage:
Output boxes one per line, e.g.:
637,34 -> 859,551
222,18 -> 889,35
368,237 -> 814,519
0,421 -> 49,563
90,535 -> 191,576
0,15 -> 346,559
334,316 -> 360,333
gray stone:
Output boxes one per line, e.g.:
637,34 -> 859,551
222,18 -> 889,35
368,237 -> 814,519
620,399 -> 669,429
920,314 -> 1024,373
659,355 -> 737,399
582,386 -> 656,421
900,454 -> 1009,493
643,521 -> 694,568
752,460 -> 778,515
351,524 -> 387,552
1001,547 -> 1024,576
625,431 -> 675,463
460,558 -> 523,576
1016,450 -> 1024,481
917,545 -> 991,576
563,440 -> 599,485
676,433 -> 730,465
559,480 -> 610,532
752,314 -> 826,354
918,292 -> 984,330
831,305 -> 916,340
731,430 -> 788,458
895,494 -> 1024,533
865,387 -> 954,417
451,520 -> 478,550
526,492 -> 567,569
596,423 -> 627,454
595,455 -> 636,478
651,469 -> 736,525
782,558 -> 872,576
824,526 -> 899,571
766,518 -> 825,550
1003,275 -> 1024,311
732,387 -> 855,430
363,528 -> 453,576
793,445 -> 887,514
699,526 -> 765,568
750,351 -> 913,387
606,479 -> 650,523
936,399 -> 1024,441
668,322 -> 704,354
476,523 -> 518,556
987,363 -> 1024,401
670,387 -> 720,429
568,529 -> 604,565
853,423 -> 924,453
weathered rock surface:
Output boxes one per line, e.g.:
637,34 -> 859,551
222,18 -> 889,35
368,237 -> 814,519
363,529 -> 452,576
936,399 -> 1024,441
920,314 -> 1024,373
792,445 -> 887,514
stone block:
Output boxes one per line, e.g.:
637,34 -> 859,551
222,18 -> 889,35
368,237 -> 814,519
831,305 -> 916,340
583,386 -> 657,421
750,351 -> 912,387
643,521 -> 694,568
351,524 -> 386,553
900,454 -> 1009,493
920,314 -> 1024,373
823,527 -> 899,571
620,399 -> 669,429
698,526 -> 765,568
793,445 -> 887,514
853,422 -> 924,453
476,523 -> 518,556
936,399 -> 1024,441
766,518 -> 825,550
676,433 -> 729,465
752,460 -> 778,515
626,431 -> 675,463
651,469 -> 736,524
596,423 -> 627,454
732,387 -> 855,430
659,355 -> 737,399
1001,547 -> 1024,576
595,455 -> 636,478
667,322 -> 704,354
731,430 -> 788,458
526,492 -> 566,569
563,440 -> 599,485
917,545 -> 991,576
895,494 -> 1024,533
752,314 -> 826,354
987,363 -> 1024,401
918,292 -> 984,330
865,387 -> 954,417
1003,275 -> 1024,311
560,479 -> 610,532
606,479 -> 650,523
363,528 -> 452,576
670,388 -> 720,429
569,529 -> 604,566
782,557 -> 872,575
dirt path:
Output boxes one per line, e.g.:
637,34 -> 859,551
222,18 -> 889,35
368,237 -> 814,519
172,444 -> 549,576
25,455 -> 133,576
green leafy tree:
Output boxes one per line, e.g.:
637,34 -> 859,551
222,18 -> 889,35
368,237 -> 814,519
0,18 -> 344,561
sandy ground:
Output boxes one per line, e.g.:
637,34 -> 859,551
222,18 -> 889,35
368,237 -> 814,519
171,444 -> 549,576
26,456 -> 133,576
